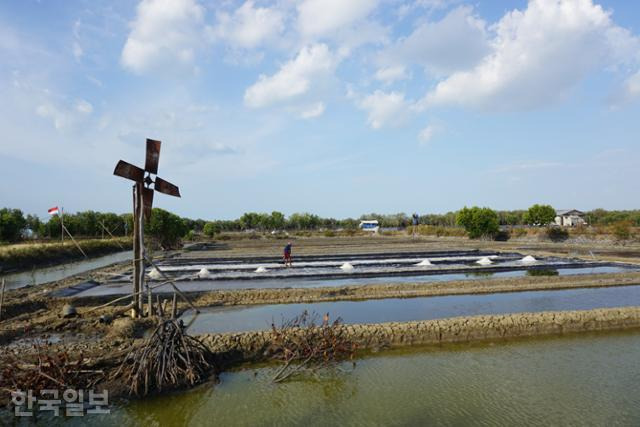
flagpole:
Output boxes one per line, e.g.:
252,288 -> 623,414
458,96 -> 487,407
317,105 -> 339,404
61,206 -> 64,243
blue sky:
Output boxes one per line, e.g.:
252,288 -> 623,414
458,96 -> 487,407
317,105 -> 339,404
1,0 -> 639,220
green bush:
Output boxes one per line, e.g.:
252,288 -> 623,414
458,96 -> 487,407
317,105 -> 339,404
323,230 -> 336,237
494,230 -> 511,241
0,208 -> 26,242
611,221 -> 632,241
456,207 -> 500,239
546,227 -> 569,242
203,222 -> 221,237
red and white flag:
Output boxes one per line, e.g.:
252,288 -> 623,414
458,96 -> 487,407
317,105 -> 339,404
48,206 -> 60,215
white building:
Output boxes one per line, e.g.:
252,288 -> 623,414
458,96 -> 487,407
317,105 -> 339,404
555,209 -> 586,227
359,220 -> 379,233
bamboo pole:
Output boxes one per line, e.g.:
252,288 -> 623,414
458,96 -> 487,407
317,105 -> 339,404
99,221 -> 125,249
171,293 -> 177,320
144,256 -> 200,314
84,274 -> 193,314
147,284 -> 153,317
0,279 -> 6,322
62,225 -> 88,258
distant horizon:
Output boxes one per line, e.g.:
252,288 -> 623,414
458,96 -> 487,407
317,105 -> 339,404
11,204 -> 639,223
2,0 -> 639,219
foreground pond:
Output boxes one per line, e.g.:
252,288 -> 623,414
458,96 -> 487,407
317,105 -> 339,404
73,331 -> 640,425
182,285 -> 640,334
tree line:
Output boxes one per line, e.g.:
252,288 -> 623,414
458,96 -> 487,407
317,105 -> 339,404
1,205 -> 639,244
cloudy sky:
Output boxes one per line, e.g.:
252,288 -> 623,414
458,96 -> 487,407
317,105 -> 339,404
1,0 -> 639,219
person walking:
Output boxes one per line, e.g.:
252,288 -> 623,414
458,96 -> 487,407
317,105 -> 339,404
283,242 -> 293,267
412,213 -> 419,237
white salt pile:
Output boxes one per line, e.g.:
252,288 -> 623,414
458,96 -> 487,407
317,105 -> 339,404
197,268 -> 210,279
521,255 -> 537,264
255,266 -> 268,273
148,268 -> 163,280
415,259 -> 432,266
339,262 -> 354,271
476,257 -> 493,265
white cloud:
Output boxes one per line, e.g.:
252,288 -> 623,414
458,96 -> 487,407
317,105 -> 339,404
36,98 -> 93,129
121,0 -> 205,74
611,71 -> 640,106
297,0 -> 379,38
357,90 -> 408,129
75,99 -> 93,114
420,0 -> 640,111
72,41 -> 83,60
213,1 -> 284,49
299,102 -> 325,119
244,44 -> 335,108
418,124 -> 435,144
625,71 -> 640,99
375,65 -> 409,84
382,6 -> 489,75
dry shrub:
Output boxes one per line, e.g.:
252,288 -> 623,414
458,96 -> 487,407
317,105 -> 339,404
0,340 -> 102,398
112,320 -> 213,396
265,311 -> 357,383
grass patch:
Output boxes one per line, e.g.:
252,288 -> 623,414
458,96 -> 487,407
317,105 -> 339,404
0,238 -> 132,272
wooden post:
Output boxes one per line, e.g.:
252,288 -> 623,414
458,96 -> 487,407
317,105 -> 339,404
0,279 -> 5,322
132,183 -> 145,318
157,294 -> 164,318
60,206 -> 64,243
147,284 -> 153,317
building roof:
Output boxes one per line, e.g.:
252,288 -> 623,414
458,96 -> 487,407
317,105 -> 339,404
556,209 -> 585,216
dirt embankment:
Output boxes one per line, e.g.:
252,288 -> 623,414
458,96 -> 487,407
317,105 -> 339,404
200,306 -> 640,363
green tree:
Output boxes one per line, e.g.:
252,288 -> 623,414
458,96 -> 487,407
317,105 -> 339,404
0,208 -> 26,242
203,222 -> 221,237
524,204 -> 556,226
270,211 -> 286,230
146,208 -> 188,249
25,214 -> 43,237
456,207 -> 499,239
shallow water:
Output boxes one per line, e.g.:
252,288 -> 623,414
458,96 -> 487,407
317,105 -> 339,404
31,330 -> 640,426
182,285 -> 640,334
1,251 -> 132,290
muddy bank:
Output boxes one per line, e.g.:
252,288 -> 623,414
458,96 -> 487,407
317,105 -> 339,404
200,306 -> 640,362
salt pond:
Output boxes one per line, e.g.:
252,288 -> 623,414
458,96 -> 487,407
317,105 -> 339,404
73,265 -> 633,297
182,285 -> 640,334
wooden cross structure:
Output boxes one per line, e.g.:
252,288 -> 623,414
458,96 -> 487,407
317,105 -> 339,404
113,139 -> 180,317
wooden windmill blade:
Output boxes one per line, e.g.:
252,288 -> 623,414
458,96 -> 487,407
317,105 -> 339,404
154,177 -> 181,197
145,139 -> 161,175
142,187 -> 154,220
113,160 -> 145,182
